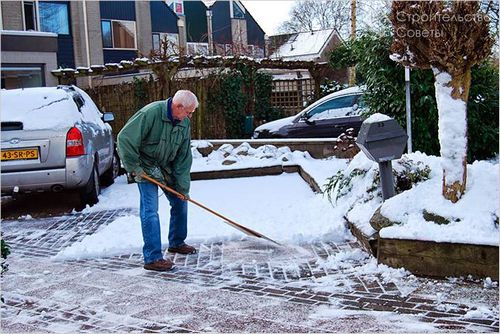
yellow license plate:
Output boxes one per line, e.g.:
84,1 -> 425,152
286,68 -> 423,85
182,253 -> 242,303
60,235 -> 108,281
1,148 -> 39,161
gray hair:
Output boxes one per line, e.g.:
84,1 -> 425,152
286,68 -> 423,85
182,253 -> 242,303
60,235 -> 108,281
172,90 -> 199,109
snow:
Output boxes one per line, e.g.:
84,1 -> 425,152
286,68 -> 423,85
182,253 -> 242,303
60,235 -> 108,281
365,113 -> 392,123
1,88 -> 81,130
309,306 -> 437,332
0,29 -> 57,37
432,68 -> 468,184
252,115 -> 296,133
0,86 -> 109,131
49,141 -> 497,259
380,159 -> 499,245
270,29 -> 334,61
55,173 -> 351,260
309,106 -> 358,121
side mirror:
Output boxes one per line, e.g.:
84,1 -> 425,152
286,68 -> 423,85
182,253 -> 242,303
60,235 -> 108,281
102,112 -> 115,122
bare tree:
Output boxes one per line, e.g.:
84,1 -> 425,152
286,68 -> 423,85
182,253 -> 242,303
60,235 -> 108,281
390,0 -> 494,203
278,0 -> 351,35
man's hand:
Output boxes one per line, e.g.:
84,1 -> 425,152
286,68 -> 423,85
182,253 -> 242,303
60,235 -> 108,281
177,193 -> 189,201
131,169 -> 145,183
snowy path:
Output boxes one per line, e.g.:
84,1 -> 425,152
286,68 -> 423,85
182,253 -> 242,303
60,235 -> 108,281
2,207 -> 498,333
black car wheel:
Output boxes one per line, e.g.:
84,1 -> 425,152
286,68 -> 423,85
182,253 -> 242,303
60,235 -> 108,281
101,151 -> 120,187
80,163 -> 100,206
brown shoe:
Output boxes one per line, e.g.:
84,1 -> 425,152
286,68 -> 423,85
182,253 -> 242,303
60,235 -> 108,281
143,259 -> 174,271
168,244 -> 197,254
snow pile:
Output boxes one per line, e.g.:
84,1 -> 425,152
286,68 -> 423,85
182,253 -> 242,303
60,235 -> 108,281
0,86 -> 109,131
194,142 -> 305,168
380,159 -> 499,245
1,88 -> 81,130
327,150 -> 499,246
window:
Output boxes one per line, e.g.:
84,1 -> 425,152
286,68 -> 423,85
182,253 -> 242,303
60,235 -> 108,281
187,42 -> 208,56
39,2 -> 69,35
101,20 -> 137,49
1,66 -> 44,89
113,21 -> 135,48
152,32 -> 179,55
307,95 -> 361,121
232,1 -> 245,19
23,1 -> 37,31
101,21 -> 112,48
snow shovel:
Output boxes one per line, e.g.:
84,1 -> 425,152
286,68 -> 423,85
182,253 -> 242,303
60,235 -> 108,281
141,173 -> 281,246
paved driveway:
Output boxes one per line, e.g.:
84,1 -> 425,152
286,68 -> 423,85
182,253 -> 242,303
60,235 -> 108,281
1,209 -> 499,333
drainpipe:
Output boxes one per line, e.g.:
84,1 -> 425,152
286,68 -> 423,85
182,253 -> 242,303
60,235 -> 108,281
82,0 -> 92,88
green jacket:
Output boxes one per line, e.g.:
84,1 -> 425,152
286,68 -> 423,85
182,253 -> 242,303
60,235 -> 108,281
117,99 -> 192,195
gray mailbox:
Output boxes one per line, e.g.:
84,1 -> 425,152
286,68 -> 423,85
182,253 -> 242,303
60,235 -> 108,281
356,117 -> 408,200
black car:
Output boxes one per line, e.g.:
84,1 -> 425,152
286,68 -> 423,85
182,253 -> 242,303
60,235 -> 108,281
252,86 -> 365,139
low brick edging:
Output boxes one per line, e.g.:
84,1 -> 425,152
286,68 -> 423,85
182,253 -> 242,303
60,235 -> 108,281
378,238 -> 499,280
347,220 -> 499,280
191,164 -> 322,193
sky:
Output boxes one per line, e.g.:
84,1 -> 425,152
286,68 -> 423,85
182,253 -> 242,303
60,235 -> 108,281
241,0 -> 295,35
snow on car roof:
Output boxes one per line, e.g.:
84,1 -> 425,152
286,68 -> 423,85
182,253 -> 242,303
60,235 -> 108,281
1,86 -> 105,131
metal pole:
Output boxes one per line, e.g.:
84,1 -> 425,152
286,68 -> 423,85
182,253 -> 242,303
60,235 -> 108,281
405,67 -> 412,153
378,161 -> 395,200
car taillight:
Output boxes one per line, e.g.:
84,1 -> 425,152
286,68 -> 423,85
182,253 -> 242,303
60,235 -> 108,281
66,127 -> 85,157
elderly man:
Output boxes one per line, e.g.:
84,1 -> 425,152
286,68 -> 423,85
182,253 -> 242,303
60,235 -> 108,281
117,90 -> 198,271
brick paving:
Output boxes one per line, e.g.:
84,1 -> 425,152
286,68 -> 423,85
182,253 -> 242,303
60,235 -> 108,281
1,209 -> 498,332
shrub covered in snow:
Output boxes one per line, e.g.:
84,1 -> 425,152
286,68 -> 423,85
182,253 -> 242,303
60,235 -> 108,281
324,153 -> 431,204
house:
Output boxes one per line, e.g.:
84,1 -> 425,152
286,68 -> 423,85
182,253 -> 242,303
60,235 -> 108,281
267,28 -> 348,83
0,0 -> 266,89
268,29 -> 342,62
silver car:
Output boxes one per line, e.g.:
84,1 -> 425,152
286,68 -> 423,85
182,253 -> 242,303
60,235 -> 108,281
1,85 -> 119,206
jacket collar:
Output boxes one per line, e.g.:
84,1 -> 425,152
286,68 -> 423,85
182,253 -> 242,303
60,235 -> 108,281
162,98 -> 188,128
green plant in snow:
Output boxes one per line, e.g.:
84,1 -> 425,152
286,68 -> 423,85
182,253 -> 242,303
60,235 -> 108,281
324,168 -> 367,203
324,156 -> 432,204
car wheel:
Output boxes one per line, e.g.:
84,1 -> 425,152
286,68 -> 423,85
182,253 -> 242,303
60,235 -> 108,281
80,163 -> 100,206
101,152 -> 120,187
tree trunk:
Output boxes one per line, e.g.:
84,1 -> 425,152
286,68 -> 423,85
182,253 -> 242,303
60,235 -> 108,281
433,67 -> 471,203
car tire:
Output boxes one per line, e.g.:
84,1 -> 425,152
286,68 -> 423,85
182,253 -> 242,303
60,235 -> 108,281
101,151 -> 120,187
80,163 -> 100,206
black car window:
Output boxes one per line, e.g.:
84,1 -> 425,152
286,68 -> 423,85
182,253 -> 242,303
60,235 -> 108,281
307,95 -> 359,120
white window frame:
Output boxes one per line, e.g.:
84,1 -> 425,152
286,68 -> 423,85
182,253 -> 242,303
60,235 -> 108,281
230,0 -> 245,19
22,0 -> 40,31
102,19 -> 138,51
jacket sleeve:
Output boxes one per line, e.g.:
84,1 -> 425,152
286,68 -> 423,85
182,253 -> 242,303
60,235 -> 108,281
171,126 -> 193,195
116,108 -> 152,176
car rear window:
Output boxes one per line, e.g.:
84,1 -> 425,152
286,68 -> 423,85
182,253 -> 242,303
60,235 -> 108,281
1,88 -> 81,130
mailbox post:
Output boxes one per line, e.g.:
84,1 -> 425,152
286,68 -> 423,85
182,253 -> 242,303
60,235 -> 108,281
355,115 -> 408,200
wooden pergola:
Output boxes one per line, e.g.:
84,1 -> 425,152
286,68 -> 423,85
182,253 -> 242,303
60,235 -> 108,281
51,55 -> 332,99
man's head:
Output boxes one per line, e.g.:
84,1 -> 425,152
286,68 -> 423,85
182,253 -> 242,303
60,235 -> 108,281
171,90 -> 199,121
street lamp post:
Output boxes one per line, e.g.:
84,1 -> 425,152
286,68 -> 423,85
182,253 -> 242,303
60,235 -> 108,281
405,66 -> 412,153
